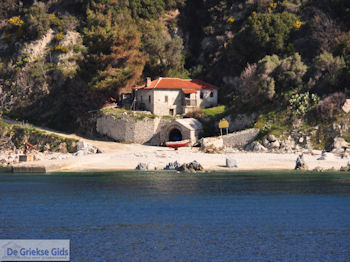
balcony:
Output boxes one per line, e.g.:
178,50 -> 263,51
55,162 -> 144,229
183,98 -> 197,107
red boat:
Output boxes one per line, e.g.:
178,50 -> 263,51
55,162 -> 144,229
166,140 -> 189,150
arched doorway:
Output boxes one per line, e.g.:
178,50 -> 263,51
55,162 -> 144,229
168,128 -> 182,141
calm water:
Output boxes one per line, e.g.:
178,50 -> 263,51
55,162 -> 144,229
1,171 -> 350,261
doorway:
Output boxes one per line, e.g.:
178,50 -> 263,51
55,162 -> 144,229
168,128 -> 182,141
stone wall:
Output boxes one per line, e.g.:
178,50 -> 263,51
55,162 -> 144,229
222,128 -> 260,148
96,115 -> 170,145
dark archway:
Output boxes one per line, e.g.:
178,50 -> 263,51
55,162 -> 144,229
168,128 -> 182,141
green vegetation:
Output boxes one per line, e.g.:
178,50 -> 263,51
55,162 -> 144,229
202,106 -> 227,118
0,121 -> 78,152
0,0 -> 349,141
101,108 -> 157,120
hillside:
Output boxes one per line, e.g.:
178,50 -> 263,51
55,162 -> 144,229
0,0 -> 349,147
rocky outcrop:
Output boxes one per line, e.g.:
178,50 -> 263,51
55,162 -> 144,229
164,161 -> 181,170
331,137 -> 349,155
74,141 -> 99,156
177,161 -> 204,172
245,141 -> 267,152
201,136 -> 224,153
136,162 -> 149,171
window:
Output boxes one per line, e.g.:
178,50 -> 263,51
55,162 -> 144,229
185,93 -> 190,98
210,91 -> 214,98
148,95 -> 151,103
200,91 -> 203,99
169,109 -> 174,116
165,95 -> 168,102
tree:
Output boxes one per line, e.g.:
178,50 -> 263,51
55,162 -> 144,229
239,53 -> 308,103
309,51 -> 346,95
141,23 -> 187,78
83,1 -> 144,96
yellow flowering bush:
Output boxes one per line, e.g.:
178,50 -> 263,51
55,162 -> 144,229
293,21 -> 302,29
8,16 -> 24,27
54,32 -> 64,41
227,16 -> 235,24
55,45 -> 69,53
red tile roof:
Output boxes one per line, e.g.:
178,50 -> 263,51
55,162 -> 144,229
134,78 -> 219,92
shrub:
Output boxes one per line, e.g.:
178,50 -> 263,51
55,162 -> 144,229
55,45 -> 69,53
288,92 -> 319,116
23,4 -> 51,40
54,32 -> 64,42
8,16 -> 23,27
315,92 -> 346,119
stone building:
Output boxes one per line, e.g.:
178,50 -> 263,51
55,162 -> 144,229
96,115 -> 203,146
134,77 -> 219,116
160,118 -> 203,145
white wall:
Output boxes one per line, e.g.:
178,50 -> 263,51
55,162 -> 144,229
197,89 -> 218,108
135,88 -> 218,116
135,89 -> 154,112
153,90 -> 183,116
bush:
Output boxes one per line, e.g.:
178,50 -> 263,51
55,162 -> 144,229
288,92 -> 319,116
53,32 -> 64,42
315,92 -> 346,119
8,16 -> 23,27
55,45 -> 69,53
23,4 -> 51,40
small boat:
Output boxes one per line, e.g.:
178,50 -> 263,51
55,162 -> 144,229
166,139 -> 189,150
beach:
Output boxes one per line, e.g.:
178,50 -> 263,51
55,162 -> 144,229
9,141 -> 350,173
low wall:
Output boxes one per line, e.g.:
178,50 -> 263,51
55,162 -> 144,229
96,115 -> 170,145
222,128 -> 259,148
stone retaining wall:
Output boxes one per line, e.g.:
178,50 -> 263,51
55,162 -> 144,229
222,128 -> 259,148
96,115 -> 170,145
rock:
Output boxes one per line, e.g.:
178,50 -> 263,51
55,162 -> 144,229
176,160 -> 204,172
136,162 -> 148,171
77,141 -> 98,154
331,137 -> 349,154
44,144 -> 51,152
267,134 -> 277,142
74,150 -> 88,157
58,142 -> 68,154
340,161 -> 350,172
226,158 -> 238,168
177,164 -> 189,172
269,140 -> 280,149
187,160 -> 203,171
164,161 -> 181,170
342,99 -> 350,113
311,150 -> 322,156
245,141 -> 267,152
262,138 -> 269,148
295,154 -> 308,170
201,137 -> 224,153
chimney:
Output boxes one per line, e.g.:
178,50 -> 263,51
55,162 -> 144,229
146,77 -> 151,87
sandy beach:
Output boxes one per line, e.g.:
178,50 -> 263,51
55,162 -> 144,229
10,141 -> 350,173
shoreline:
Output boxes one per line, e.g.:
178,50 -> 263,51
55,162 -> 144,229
7,144 -> 349,173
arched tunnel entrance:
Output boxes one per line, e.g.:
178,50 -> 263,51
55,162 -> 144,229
168,128 -> 183,141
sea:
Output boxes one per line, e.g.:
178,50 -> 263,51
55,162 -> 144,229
1,171 -> 350,261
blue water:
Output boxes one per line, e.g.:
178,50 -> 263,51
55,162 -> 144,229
1,171 -> 350,261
